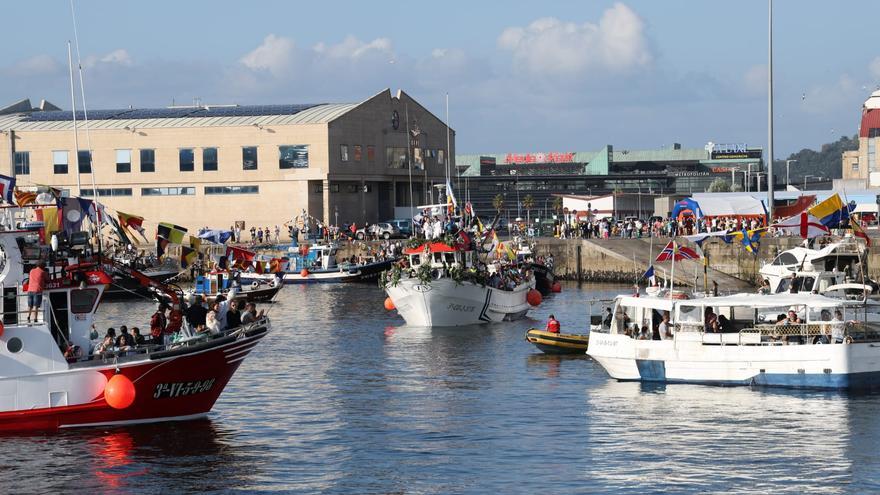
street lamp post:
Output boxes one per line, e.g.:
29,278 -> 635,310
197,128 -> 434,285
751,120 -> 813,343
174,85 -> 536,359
786,159 -> 797,188
803,174 -> 817,190
746,163 -> 754,192
755,172 -> 765,192
334,205 -> 338,228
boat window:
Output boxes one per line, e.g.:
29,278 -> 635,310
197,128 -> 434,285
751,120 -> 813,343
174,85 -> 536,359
70,288 -> 99,314
678,305 -> 702,324
776,278 -> 791,293
444,253 -> 455,265
817,277 -> 833,293
433,253 -> 443,264
801,277 -> 815,292
411,254 -> 420,266
772,253 -> 798,266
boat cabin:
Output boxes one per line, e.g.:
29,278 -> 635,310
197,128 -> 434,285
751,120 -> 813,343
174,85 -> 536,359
286,244 -> 338,271
404,242 -> 476,271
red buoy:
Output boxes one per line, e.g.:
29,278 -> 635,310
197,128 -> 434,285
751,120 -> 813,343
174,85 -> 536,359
300,269 -> 310,277
104,374 -> 136,410
384,297 -> 396,311
551,282 -> 562,293
527,289 -> 542,306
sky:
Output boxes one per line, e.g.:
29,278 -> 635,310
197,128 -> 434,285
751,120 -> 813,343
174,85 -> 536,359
2,0 -> 879,157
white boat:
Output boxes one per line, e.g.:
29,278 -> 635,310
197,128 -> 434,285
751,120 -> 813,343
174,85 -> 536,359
384,239 -> 537,327
587,291 -> 880,390
760,240 -> 863,293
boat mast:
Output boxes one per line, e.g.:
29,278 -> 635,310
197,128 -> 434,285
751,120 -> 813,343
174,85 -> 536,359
767,0 -> 775,222
66,41 -> 82,196
406,103 -> 414,222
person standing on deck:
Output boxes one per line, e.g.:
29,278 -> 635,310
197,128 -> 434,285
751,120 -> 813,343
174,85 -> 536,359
26,261 -> 47,323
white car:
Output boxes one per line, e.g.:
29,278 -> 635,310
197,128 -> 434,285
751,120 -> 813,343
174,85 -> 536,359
356,222 -> 400,240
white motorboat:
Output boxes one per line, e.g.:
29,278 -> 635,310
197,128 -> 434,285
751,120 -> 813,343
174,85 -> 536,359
760,240 -> 863,292
384,239 -> 537,327
588,291 -> 880,390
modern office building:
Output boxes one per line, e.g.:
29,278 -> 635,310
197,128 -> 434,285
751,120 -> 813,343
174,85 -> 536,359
0,88 -> 452,233
456,143 -> 765,219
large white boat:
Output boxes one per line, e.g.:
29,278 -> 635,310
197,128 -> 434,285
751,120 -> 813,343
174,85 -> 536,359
760,240 -> 863,291
384,239 -> 537,327
588,291 -> 880,389
0,205 -> 271,432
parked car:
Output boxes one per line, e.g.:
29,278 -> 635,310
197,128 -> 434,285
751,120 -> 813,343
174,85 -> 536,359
356,222 -> 401,240
384,219 -> 413,236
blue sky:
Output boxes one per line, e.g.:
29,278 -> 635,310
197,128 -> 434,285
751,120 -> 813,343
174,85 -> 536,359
2,1 -> 878,157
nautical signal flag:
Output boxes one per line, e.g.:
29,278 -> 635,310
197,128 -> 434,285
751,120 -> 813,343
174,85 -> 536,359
642,265 -> 656,284
771,212 -> 829,239
156,236 -> 170,260
157,222 -> 187,244
808,193 -> 850,228
36,206 -> 61,244
13,188 -> 36,206
118,211 -> 147,241
851,218 -> 871,247
180,246 -> 198,269
655,240 -> 700,262
0,174 -> 16,204
226,245 -> 255,262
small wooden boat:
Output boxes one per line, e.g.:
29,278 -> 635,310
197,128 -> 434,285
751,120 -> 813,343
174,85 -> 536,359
525,328 -> 589,354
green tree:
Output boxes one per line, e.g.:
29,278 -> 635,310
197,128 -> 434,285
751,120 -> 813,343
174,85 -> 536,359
707,178 -> 731,192
731,183 -> 744,192
522,194 -> 535,225
493,194 -> 505,214
552,196 -> 563,215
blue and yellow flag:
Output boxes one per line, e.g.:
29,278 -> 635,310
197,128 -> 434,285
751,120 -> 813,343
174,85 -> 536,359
808,194 -> 849,228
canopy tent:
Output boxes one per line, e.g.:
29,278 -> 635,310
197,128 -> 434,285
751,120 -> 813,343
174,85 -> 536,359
674,195 -> 767,219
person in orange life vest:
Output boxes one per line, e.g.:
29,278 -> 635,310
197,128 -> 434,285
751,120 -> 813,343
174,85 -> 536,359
546,314 -> 561,333
26,260 -> 48,323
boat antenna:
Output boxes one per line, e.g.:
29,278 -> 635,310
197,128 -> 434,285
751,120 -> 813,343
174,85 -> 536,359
70,0 -> 103,243
66,41 -> 82,196
766,0 -> 775,223
406,103 -> 414,223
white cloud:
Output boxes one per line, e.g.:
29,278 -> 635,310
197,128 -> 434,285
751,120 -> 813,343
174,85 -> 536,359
743,64 -> 767,96
7,54 -> 60,77
239,34 -> 296,75
313,36 -> 393,60
870,56 -> 880,82
497,3 -> 652,78
83,49 -> 134,69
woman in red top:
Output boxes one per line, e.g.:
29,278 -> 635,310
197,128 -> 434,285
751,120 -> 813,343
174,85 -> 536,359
546,314 -> 561,333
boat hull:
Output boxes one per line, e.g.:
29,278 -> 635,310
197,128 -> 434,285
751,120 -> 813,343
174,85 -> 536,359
103,270 -> 179,300
526,329 -> 588,354
386,278 -> 533,327
0,322 -> 269,432
588,331 -> 880,390
531,264 -> 555,296
241,259 -> 395,285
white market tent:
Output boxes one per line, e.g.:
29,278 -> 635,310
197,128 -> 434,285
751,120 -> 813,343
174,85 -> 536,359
688,194 -> 766,218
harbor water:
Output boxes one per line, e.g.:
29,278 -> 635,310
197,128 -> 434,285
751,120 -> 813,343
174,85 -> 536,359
5,283 -> 880,494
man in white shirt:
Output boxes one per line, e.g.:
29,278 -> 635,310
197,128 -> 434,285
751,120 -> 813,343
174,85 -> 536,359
658,312 -> 673,340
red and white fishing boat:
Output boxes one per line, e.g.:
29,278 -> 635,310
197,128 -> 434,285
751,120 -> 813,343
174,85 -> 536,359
0,207 -> 270,432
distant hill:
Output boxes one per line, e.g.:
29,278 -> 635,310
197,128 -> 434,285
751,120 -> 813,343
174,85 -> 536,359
774,135 -> 858,184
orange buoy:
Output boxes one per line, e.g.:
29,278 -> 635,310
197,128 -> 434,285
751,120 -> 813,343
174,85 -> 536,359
300,268 -> 310,277
384,297 -> 396,311
551,282 -> 562,293
104,374 -> 136,409
527,289 -> 542,306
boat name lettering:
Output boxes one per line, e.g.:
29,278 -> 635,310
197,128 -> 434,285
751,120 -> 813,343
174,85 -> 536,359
413,285 -> 432,293
447,303 -> 475,313
153,378 -> 216,399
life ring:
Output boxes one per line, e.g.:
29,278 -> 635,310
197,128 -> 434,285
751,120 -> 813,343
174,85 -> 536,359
251,281 -> 259,289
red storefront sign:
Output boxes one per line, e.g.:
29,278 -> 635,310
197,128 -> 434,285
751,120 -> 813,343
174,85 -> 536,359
504,152 -> 575,164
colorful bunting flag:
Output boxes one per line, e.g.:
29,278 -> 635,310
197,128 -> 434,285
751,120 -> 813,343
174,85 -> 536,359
13,188 -> 37,206
771,212 -> 829,239
808,194 -> 849,228
655,240 -> 700,262
0,174 -> 16,204
851,217 -> 871,247
118,211 -> 147,241
36,207 -> 61,244
180,246 -> 198,269
156,236 -> 170,260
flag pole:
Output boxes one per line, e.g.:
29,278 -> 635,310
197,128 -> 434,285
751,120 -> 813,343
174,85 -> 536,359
669,240 -> 676,301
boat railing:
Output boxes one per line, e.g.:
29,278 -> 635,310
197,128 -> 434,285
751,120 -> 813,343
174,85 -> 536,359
666,321 -> 880,345
69,316 -> 270,367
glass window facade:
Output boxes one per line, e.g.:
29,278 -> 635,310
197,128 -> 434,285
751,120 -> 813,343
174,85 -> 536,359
243,146 -> 258,170
116,149 -> 131,173
77,150 -> 91,174
140,149 -> 155,172
142,186 -> 195,196
81,188 -> 133,197
53,151 -> 68,174
386,147 -> 407,168
203,147 -> 218,171
204,185 -> 259,195
279,145 -> 308,169
179,148 -> 194,172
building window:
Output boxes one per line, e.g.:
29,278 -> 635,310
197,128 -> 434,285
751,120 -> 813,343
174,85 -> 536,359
13,152 -> 30,175
203,147 -> 218,171
852,161 -> 860,171
140,149 -> 155,172
367,145 -> 375,162
141,187 -> 195,196
314,184 -> 323,193
354,145 -> 362,162
869,128 -> 880,138
53,151 -> 68,174
330,184 -> 339,193
340,144 -> 349,162
386,147 -> 408,168
204,185 -> 259,195
116,149 -> 131,173
81,188 -> 133,197
179,148 -> 194,172
279,145 -> 309,169
438,149 -> 445,166
243,146 -> 258,170
870,140 -> 876,172
78,150 -> 91,174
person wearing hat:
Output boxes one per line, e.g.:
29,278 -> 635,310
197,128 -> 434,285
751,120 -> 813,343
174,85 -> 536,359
150,304 -> 168,346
